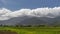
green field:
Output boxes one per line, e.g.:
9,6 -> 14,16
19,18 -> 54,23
0,27 -> 60,34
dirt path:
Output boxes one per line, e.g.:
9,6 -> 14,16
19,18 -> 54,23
0,30 -> 18,34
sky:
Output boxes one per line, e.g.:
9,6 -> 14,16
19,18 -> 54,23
0,0 -> 60,25
0,0 -> 60,11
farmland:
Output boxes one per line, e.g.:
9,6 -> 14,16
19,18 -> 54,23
0,27 -> 60,34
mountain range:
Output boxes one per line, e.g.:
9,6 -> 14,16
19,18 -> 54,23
0,16 -> 60,26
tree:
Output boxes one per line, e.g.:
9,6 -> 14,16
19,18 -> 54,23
16,25 -> 19,27
0,24 -> 2,26
37,25 -> 46,27
27,25 -> 32,27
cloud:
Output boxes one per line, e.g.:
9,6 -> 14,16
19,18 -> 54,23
0,7 -> 60,20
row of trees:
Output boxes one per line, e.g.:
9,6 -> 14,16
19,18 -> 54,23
0,24 -> 46,27
15,25 -> 46,27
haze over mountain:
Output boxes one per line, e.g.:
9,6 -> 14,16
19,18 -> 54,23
0,7 -> 60,25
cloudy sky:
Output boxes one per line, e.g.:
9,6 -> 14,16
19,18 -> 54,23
0,0 -> 60,21
0,0 -> 60,10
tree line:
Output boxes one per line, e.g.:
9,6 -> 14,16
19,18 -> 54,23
0,24 -> 47,27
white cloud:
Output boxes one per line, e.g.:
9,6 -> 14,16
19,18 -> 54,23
0,7 -> 60,20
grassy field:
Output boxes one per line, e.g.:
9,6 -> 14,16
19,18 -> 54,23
0,27 -> 60,34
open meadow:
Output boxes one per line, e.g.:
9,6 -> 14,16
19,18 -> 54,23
0,27 -> 60,34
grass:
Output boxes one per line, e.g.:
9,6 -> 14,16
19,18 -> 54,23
0,27 -> 60,34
